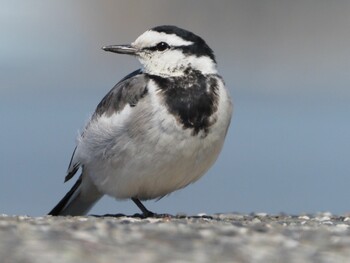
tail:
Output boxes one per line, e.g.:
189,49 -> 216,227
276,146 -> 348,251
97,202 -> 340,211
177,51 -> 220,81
48,174 -> 103,216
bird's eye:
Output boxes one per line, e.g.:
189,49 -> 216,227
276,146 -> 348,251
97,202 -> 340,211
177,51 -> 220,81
155,42 -> 170,51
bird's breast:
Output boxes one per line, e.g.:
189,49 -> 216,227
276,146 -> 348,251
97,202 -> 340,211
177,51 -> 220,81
78,72 -> 232,200
148,71 -> 222,137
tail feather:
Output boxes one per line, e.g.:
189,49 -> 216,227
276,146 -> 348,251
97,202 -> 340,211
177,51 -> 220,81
48,174 -> 102,216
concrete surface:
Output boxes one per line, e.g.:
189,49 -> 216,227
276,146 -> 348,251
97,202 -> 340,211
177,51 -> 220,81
1,212 -> 350,263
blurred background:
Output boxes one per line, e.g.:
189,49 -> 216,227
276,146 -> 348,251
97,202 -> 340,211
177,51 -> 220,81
1,0 -> 350,216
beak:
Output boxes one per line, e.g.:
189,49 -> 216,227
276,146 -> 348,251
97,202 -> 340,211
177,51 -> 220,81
102,44 -> 138,55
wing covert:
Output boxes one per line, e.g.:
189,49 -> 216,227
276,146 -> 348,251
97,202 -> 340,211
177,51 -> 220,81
64,69 -> 149,182
93,69 -> 149,118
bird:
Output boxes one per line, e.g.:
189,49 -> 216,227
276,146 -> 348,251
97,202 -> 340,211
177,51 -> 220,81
48,25 -> 232,217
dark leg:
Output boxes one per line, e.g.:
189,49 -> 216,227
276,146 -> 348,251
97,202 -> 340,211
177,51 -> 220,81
132,198 -> 155,217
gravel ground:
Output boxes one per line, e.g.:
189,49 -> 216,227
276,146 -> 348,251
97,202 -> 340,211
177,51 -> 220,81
1,212 -> 350,263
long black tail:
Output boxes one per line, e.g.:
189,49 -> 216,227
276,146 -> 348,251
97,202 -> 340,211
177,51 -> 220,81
48,175 -> 102,216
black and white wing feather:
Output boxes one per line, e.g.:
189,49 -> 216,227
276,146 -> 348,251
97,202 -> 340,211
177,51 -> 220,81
65,69 -> 149,182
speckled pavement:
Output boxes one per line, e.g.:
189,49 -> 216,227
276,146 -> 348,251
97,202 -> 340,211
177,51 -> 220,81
1,213 -> 350,263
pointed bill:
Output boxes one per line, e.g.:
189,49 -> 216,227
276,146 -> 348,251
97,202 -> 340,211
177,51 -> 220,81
102,44 -> 138,55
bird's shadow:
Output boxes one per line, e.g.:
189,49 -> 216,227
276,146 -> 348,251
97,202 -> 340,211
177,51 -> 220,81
90,213 -> 213,220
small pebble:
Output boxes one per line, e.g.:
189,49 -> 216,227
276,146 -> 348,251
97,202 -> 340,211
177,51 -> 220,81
1,213 -> 350,263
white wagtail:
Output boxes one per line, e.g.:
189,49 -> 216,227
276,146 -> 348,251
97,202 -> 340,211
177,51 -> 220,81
48,25 -> 232,217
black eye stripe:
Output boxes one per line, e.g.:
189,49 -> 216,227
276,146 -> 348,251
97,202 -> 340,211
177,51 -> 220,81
156,42 -> 169,51
145,42 -> 170,52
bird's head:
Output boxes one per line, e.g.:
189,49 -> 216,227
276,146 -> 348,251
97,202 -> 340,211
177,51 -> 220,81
102,25 -> 217,77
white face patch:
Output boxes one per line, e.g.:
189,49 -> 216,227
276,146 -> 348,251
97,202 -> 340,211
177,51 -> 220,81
132,30 -> 193,49
131,29 -> 217,76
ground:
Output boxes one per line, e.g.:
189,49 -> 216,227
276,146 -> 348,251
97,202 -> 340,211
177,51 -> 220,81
1,212 -> 350,263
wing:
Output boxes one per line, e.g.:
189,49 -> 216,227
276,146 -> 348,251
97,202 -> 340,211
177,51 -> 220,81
65,68 -> 149,182
65,146 -> 79,182
93,69 -> 148,118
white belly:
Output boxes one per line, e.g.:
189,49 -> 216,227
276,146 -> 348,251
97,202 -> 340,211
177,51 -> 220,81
76,80 -> 232,200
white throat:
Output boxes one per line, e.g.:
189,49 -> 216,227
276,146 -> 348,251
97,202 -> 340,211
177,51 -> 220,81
138,52 -> 217,77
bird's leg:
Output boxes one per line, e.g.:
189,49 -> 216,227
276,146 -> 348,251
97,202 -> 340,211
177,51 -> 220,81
132,198 -> 155,218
